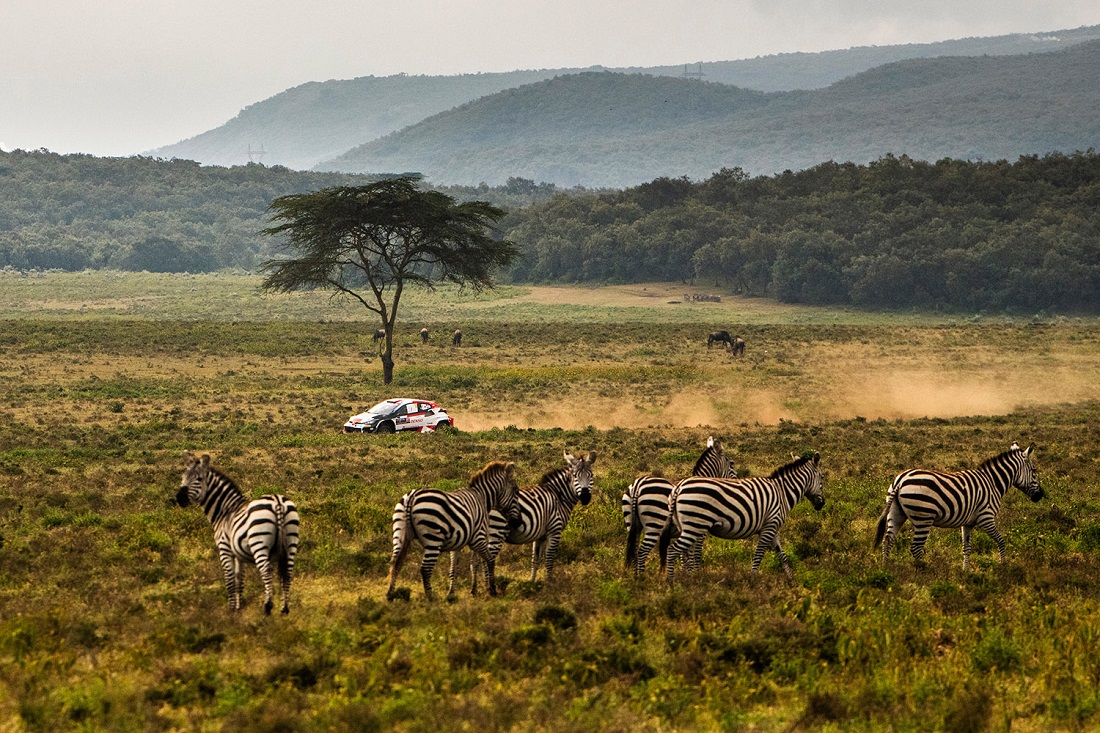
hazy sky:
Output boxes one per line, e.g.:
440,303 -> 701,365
2,0 -> 1097,157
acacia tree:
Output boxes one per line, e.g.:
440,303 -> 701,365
261,178 -> 517,384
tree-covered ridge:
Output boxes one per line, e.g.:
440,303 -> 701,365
149,25 -> 1100,171
502,152 -> 1100,312
0,150 -> 573,272
320,40 -> 1100,188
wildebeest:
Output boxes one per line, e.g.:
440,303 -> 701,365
420,328 -> 430,344
453,329 -> 462,346
373,328 -> 385,342
732,337 -> 745,357
707,331 -> 733,349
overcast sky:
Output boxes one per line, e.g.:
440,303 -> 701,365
2,0 -> 1097,157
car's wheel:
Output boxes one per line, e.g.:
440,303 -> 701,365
434,421 -> 451,431
375,421 -> 396,434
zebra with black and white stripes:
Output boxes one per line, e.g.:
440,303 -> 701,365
474,452 -> 597,587
622,437 -> 735,575
873,442 -> 1044,570
176,452 -> 301,615
660,452 -> 824,580
386,460 -> 520,601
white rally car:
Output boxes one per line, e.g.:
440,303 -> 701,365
343,398 -> 454,434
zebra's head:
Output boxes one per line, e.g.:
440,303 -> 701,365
804,452 -> 825,510
1011,442 -> 1044,502
177,451 -> 212,507
475,461 -> 521,529
696,437 -> 736,478
565,451 -> 597,505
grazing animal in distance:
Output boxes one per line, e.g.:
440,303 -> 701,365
623,437 -> 735,575
452,329 -> 462,346
373,328 -> 385,342
707,331 -> 733,349
386,461 -> 519,601
661,453 -> 825,580
176,452 -> 300,614
732,336 -> 745,357
420,328 -> 430,344
474,452 -> 598,588
874,442 -> 1043,570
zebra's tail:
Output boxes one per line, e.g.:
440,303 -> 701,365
624,483 -> 642,569
657,487 -> 683,573
873,479 -> 903,550
386,490 -> 419,593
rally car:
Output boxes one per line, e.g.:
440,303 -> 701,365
342,398 -> 453,434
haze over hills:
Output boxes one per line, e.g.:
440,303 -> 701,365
149,25 -> 1100,172
318,40 -> 1100,187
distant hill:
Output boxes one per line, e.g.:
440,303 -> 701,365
149,25 -> 1100,170
319,40 -> 1100,187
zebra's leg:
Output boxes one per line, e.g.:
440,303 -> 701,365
961,525 -> 973,571
530,540 -> 543,582
909,520 -> 932,564
882,502 -> 907,562
977,517 -> 1007,564
219,550 -> 239,611
636,530 -> 660,576
233,557 -> 244,609
419,547 -> 442,602
665,531 -> 702,583
773,539 -> 793,578
543,531 -> 563,580
752,523 -> 782,572
448,550 -> 460,599
688,537 -> 705,572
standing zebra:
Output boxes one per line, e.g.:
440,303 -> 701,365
176,452 -> 300,615
386,460 -> 519,601
622,437 -> 735,575
472,452 -> 597,588
660,452 -> 824,580
874,442 -> 1043,570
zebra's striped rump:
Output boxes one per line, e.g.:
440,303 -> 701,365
386,460 -> 519,601
875,442 -> 1042,570
661,452 -> 823,579
178,452 -> 300,615
622,437 -> 735,575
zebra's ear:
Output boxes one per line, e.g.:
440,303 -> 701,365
1011,441 -> 1020,451
183,450 -> 194,463
707,436 -> 716,448
505,462 -> 516,478
200,454 -> 211,467
587,451 -> 597,465
812,452 -> 820,465
1025,443 -> 1035,457
564,451 -> 576,465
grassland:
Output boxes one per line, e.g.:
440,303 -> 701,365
2,272 -> 1100,731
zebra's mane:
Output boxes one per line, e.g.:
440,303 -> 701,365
692,445 -> 722,474
537,466 -> 570,487
469,460 -> 510,486
768,454 -> 814,479
978,447 -> 1023,471
208,466 -> 245,498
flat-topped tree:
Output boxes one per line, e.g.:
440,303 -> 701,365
261,178 -> 517,384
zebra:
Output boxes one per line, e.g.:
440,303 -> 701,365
660,452 -> 824,580
622,437 -> 735,575
176,452 -> 300,615
472,452 -> 597,589
873,442 -> 1043,570
386,460 -> 519,601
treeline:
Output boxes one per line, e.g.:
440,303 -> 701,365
0,149 -> 574,272
502,152 -> 1100,312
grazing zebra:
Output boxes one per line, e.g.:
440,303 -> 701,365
874,442 -> 1044,570
452,329 -> 462,346
176,452 -> 300,615
660,452 -> 824,580
707,330 -> 733,349
420,328 -> 430,344
472,452 -> 597,588
622,437 -> 735,575
386,461 -> 519,601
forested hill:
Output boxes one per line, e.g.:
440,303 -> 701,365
320,39 -> 1100,187
502,152 -> 1100,313
148,25 -> 1100,170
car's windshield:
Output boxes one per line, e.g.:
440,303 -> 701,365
367,400 -> 401,415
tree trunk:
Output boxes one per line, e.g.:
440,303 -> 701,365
382,349 -> 395,385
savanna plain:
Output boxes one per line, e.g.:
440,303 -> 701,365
2,272 -> 1100,732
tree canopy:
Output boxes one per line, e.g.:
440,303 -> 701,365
261,178 -> 517,383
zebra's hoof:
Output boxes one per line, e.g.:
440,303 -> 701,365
281,605 -> 290,615
264,599 -> 274,615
